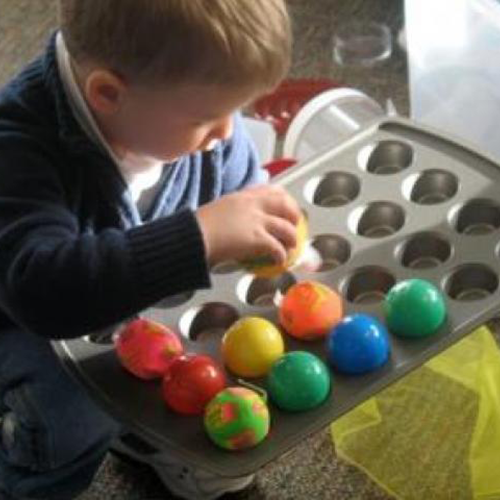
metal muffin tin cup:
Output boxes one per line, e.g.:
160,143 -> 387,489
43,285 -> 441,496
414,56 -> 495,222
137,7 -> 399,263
305,171 -> 361,207
399,232 -> 453,269
309,234 -> 351,272
236,273 -> 296,307
359,139 -> 413,175
454,199 -> 500,235
352,201 -> 406,238
55,117 -> 500,477
342,266 -> 396,305
179,303 -> 240,342
407,169 -> 459,205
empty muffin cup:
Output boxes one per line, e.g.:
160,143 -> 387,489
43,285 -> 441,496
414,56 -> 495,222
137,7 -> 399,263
309,234 -> 351,272
305,172 -> 361,207
401,232 -> 452,269
84,327 -> 116,345
360,140 -> 413,175
454,199 -> 500,235
445,264 -> 498,301
344,267 -> 396,305
353,202 -> 405,238
237,273 -> 296,307
408,169 -> 459,205
179,303 -> 240,341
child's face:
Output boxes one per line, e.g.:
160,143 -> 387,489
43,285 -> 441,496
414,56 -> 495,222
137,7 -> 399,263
91,77 -> 260,162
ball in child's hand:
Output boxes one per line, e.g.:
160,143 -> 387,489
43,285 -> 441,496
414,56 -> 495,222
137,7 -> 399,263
267,351 -> 331,411
327,314 -> 391,375
279,281 -> 343,340
384,279 -> 447,338
204,387 -> 270,450
162,354 -> 226,415
222,317 -> 284,378
115,318 -> 183,380
240,214 -> 308,278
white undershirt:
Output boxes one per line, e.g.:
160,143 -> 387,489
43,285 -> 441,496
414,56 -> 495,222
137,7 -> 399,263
55,32 -> 165,216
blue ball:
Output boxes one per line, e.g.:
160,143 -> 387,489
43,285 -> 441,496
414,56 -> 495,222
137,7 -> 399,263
327,314 -> 390,374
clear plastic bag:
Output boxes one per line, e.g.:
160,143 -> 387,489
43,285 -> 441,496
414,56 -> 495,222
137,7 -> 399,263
406,0 -> 500,162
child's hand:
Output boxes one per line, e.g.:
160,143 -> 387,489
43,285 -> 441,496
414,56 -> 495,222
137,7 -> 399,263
196,185 -> 301,266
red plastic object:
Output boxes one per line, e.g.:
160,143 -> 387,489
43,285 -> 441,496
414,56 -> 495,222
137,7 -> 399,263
162,354 -> 226,415
264,158 -> 297,177
252,78 -> 341,136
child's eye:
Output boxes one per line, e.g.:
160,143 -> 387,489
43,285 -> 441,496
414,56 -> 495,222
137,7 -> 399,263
191,120 -> 209,128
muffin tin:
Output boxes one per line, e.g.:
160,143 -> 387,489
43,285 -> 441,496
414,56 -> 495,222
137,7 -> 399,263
54,117 -> 500,477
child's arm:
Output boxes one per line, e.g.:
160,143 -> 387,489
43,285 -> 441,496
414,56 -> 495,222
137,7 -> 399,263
197,112 -> 300,267
196,112 -> 301,270
0,132 -> 210,340
196,183 -> 299,267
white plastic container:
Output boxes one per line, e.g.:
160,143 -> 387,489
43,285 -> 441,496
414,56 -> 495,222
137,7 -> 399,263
283,88 -> 384,162
406,0 -> 500,160
242,117 -> 277,164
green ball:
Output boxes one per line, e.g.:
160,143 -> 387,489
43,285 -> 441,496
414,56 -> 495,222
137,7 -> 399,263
204,387 -> 270,450
384,279 -> 447,338
267,351 -> 331,412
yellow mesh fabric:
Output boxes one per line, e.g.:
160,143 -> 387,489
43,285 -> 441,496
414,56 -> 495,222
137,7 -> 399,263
331,326 -> 500,499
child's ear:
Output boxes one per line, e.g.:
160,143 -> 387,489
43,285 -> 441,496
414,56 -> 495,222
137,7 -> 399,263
84,69 -> 127,115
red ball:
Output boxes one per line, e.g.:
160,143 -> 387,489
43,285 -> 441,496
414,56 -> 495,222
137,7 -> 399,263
162,354 -> 226,415
115,318 -> 183,380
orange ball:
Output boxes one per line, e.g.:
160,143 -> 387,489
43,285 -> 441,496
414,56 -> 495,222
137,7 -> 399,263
279,281 -> 343,340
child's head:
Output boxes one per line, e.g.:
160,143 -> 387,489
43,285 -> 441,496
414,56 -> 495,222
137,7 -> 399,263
58,0 -> 291,161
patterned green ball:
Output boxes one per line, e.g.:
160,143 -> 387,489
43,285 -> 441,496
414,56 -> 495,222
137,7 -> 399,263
204,387 -> 270,450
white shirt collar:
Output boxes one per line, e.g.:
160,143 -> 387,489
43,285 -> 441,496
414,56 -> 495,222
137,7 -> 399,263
55,32 -> 164,210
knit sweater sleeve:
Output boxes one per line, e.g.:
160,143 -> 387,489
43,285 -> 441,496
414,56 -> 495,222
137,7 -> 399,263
0,130 -> 210,339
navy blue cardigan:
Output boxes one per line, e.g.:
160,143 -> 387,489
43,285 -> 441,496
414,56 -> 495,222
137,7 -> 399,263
0,35 -> 264,340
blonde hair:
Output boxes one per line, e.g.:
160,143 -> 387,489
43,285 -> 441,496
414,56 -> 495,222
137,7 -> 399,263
59,0 -> 291,92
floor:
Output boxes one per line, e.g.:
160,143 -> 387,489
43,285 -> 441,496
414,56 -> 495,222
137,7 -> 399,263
0,0 -> 408,498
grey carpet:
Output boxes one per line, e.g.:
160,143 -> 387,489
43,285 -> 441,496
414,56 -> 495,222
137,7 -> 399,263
0,1 -> 408,498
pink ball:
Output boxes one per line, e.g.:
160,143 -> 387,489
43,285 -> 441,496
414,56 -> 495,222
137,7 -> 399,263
115,318 -> 183,380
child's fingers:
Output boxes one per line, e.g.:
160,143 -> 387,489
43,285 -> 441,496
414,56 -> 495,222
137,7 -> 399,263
261,186 -> 301,224
265,216 -> 297,250
257,232 -> 288,266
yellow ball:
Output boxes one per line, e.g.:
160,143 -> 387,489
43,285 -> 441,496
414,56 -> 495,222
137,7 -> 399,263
241,215 -> 308,278
222,317 -> 284,378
